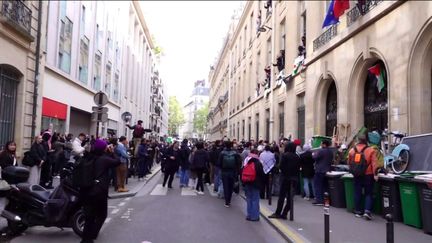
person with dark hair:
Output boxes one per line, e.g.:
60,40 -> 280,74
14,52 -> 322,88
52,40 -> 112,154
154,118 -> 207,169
137,139 -> 149,180
162,141 -> 181,188
259,145 -> 276,199
40,132 -> 54,189
243,148 -> 265,221
269,142 -> 301,219
28,135 -> 47,185
191,142 -> 209,194
218,140 -> 241,207
71,133 -> 87,163
312,139 -> 333,206
126,120 -> 151,158
51,133 -> 66,178
210,140 -> 223,192
0,141 -> 17,169
348,132 -> 379,220
81,139 -> 120,243
179,139 -> 191,188
241,142 -> 252,163
300,144 -> 315,200
115,136 -> 130,192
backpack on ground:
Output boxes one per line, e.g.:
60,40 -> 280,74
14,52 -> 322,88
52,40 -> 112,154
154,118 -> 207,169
72,154 -> 97,189
241,161 -> 256,183
133,125 -> 145,138
222,151 -> 237,170
349,145 -> 369,177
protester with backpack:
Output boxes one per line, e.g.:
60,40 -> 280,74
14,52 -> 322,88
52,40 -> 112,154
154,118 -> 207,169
242,149 -> 264,221
269,142 -> 300,220
80,139 -> 120,243
217,141 -> 241,207
348,132 -> 379,220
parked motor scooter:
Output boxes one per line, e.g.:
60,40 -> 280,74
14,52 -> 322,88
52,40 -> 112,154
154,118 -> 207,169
0,164 -> 85,236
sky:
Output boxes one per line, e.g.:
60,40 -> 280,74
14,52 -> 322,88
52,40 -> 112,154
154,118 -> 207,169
140,1 -> 243,106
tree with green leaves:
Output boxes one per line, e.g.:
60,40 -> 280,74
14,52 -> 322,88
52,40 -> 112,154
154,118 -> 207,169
168,96 -> 185,136
193,102 -> 209,138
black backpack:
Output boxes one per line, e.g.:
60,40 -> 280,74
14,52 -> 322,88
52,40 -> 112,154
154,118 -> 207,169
349,146 -> 369,177
222,151 -> 237,170
72,154 -> 98,189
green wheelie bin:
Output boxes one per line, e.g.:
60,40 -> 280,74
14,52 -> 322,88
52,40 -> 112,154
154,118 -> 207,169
395,176 -> 422,229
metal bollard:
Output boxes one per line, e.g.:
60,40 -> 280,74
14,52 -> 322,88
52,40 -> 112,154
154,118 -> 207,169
289,180 -> 294,221
385,214 -> 394,243
324,192 -> 330,243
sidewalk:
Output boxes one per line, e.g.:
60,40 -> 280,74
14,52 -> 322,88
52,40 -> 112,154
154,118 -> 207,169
108,165 -> 161,199
256,195 -> 432,243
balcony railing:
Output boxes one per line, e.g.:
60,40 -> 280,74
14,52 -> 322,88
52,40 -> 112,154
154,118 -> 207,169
313,24 -> 338,52
347,0 -> 383,27
1,0 -> 33,39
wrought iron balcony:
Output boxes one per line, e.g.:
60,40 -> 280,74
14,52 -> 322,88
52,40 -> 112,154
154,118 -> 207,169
347,0 -> 383,27
313,24 -> 338,52
1,0 -> 33,40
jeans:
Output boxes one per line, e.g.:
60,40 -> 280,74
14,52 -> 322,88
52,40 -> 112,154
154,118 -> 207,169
245,184 -> 260,220
275,177 -> 295,217
221,171 -> 235,205
180,167 -> 190,186
313,172 -> 326,203
354,175 -> 375,214
303,177 -> 315,198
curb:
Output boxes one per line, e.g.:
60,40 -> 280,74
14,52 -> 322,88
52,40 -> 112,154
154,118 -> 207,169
239,194 -> 309,243
108,166 -> 161,199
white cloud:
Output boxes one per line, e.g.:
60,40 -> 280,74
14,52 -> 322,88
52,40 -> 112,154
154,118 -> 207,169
140,1 -> 241,105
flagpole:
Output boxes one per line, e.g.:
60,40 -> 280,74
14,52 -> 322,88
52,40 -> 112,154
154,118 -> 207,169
269,0 -> 276,143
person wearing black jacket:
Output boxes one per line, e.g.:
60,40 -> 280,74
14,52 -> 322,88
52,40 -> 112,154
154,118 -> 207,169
28,135 -> 47,185
179,139 -> 191,188
209,140 -> 222,192
162,141 -> 181,188
269,142 -> 300,219
191,142 -> 209,194
243,149 -> 265,221
300,144 -> 315,200
81,139 -> 121,243
217,141 -> 241,207
0,141 -> 17,169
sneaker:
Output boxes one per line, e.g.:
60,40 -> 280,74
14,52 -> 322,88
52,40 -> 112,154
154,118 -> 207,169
224,204 -> 230,208
312,202 -> 324,206
355,213 -> 362,218
303,197 -> 310,201
363,212 -> 372,220
197,191 -> 204,195
194,190 -> 200,194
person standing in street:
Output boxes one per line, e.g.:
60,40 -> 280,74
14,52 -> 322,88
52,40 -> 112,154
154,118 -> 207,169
137,139 -> 149,181
300,144 -> 315,200
162,141 -> 181,188
312,139 -> 333,206
70,133 -> 87,162
115,136 -> 130,192
40,132 -> 53,189
259,145 -> 276,199
348,133 -> 379,220
209,140 -> 222,193
191,142 -> 209,194
81,139 -> 120,243
241,142 -> 251,164
242,149 -> 264,221
179,139 -> 191,188
218,141 -> 241,207
269,142 -> 300,220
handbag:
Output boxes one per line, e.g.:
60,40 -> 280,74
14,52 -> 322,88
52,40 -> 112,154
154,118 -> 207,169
22,151 -> 36,167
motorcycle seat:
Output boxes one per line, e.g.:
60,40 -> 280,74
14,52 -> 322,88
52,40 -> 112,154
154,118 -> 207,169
17,183 -> 51,202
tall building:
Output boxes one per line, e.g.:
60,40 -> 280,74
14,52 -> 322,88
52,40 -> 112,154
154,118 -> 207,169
208,0 -> 432,144
0,0 -> 47,154
180,80 -> 209,139
42,1 -> 166,139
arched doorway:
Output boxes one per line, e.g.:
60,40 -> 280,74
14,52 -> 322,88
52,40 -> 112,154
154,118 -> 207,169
364,60 -> 388,132
0,65 -> 20,149
326,82 -> 337,136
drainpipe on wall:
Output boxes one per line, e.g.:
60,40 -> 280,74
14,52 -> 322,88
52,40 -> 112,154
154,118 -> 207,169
269,0 -> 276,142
31,1 -> 43,138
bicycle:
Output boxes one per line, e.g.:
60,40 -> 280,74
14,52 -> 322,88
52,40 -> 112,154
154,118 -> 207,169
380,129 -> 410,174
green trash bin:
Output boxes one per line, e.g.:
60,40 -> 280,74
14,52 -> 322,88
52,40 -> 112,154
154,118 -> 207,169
312,136 -> 332,148
395,176 -> 422,229
342,173 -> 382,214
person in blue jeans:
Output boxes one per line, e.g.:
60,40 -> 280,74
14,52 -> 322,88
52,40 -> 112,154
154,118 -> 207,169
218,141 -> 241,207
312,139 -> 333,206
179,139 -> 191,187
137,139 -> 149,180
243,149 -> 264,221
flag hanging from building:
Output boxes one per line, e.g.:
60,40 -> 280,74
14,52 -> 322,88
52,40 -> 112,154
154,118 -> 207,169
333,0 -> 350,18
292,55 -> 305,76
368,63 -> 386,93
322,0 -> 339,28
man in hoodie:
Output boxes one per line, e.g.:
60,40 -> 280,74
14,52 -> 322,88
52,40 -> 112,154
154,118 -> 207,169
269,142 -> 300,220
312,139 -> 333,206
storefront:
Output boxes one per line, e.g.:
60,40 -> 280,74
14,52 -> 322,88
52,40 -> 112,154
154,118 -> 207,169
41,97 -> 67,134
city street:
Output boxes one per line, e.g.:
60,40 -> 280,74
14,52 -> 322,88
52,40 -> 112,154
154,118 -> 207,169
6,171 -> 285,243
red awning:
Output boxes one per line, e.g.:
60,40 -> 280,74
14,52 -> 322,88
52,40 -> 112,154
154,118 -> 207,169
42,97 -> 67,120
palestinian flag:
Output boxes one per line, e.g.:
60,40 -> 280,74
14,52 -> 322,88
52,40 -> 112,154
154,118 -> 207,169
368,63 -> 386,93
292,55 -> 305,76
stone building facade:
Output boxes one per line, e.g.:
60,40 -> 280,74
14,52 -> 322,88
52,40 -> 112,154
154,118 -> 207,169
208,0 -> 432,144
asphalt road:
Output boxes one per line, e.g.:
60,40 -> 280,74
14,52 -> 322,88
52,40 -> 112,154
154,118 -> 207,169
7,172 -> 286,243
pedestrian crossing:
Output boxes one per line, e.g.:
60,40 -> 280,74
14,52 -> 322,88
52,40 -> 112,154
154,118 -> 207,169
149,184 -> 219,197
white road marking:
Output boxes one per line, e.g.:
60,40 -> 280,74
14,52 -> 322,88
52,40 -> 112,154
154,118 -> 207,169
111,209 -> 120,214
124,197 -> 131,201
108,205 -> 117,208
181,188 -> 197,196
121,215 -> 129,219
142,241 -> 152,243
150,184 -> 168,195
104,218 -> 112,224
118,202 -> 126,207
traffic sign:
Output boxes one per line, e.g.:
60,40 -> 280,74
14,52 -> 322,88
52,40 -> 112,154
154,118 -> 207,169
91,111 -> 108,122
92,106 -> 108,113
121,112 -> 132,122
94,91 -> 108,107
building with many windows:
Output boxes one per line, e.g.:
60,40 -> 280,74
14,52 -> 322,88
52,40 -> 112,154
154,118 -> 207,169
42,1 -> 165,139
0,0 -> 47,154
208,0 -> 432,144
